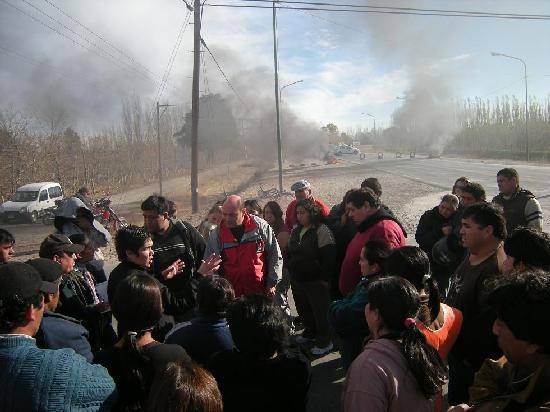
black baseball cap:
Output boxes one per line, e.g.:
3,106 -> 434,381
0,262 -> 57,299
26,258 -> 63,292
39,234 -> 84,259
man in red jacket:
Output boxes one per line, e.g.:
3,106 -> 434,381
339,188 -> 406,296
205,195 -> 282,297
285,180 -> 330,229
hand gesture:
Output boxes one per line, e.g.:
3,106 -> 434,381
162,259 -> 186,280
197,253 -> 222,276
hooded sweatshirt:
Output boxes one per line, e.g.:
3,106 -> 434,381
343,339 -> 435,412
339,208 -> 406,296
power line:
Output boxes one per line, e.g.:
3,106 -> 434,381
40,0 -> 159,80
238,0 -> 550,19
203,2 -> 550,20
18,0 -> 158,83
0,44 -> 104,88
200,37 -> 249,111
153,10 -> 192,104
2,0 -> 155,84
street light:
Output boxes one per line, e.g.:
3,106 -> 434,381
361,112 -> 376,134
491,52 -> 529,161
280,79 -> 304,161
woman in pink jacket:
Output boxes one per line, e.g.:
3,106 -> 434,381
343,277 -> 448,412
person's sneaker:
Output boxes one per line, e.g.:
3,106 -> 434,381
295,335 -> 315,344
310,343 -> 334,356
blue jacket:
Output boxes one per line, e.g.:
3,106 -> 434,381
36,310 -> 94,362
165,315 -> 234,365
328,277 -> 373,371
328,277 -> 370,337
0,335 -> 116,411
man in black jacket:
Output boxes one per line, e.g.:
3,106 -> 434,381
492,168 -> 543,233
141,195 -> 207,321
415,194 -> 459,292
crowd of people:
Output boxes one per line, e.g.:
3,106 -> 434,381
1,166 -> 550,411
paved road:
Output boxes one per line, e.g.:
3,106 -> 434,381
349,154 -> 550,230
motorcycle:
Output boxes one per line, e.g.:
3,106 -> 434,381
92,197 -> 128,233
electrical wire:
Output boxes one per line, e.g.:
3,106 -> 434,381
203,2 -> 550,20
2,0 -> 155,84
238,0 -> 550,19
153,10 -> 192,104
200,37 -> 249,111
40,0 -> 159,80
0,45 -> 104,88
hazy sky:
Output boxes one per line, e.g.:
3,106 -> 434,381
1,0 -> 549,132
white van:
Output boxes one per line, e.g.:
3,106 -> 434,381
0,182 -> 64,223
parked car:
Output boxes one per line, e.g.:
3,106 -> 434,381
0,182 -> 64,223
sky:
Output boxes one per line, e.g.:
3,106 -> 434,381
0,0 -> 549,133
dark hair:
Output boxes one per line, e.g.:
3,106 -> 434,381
452,176 -> 469,194
0,229 -> 15,246
244,199 -> 262,215
263,201 -> 284,231
362,240 -> 390,268
141,195 -> 171,215
462,202 -> 507,240
504,227 -> 550,270
384,246 -> 440,325
360,177 -> 382,197
488,270 -> 550,354
112,273 -> 163,333
497,168 -> 519,184
115,225 -> 151,262
344,188 -> 380,209
461,182 -> 486,202
197,275 -> 235,316
0,293 -> 43,334
167,200 -> 177,218
111,273 -> 164,410
148,361 -> 223,412
367,277 -> 447,398
295,198 -> 324,226
227,294 -> 289,359
77,186 -> 89,195
68,233 -> 90,246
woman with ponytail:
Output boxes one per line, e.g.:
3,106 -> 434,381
384,246 -> 463,360
96,272 -> 192,411
343,277 -> 448,412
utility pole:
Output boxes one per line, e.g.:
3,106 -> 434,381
156,102 -> 175,196
272,0 -> 283,193
191,0 -> 201,212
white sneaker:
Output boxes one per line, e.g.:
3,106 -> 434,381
295,335 -> 315,344
311,343 -> 334,356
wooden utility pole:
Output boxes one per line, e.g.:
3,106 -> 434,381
272,0 -> 283,193
191,0 -> 201,212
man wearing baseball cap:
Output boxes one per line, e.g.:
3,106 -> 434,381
0,262 -> 116,410
39,233 -> 111,353
285,179 -> 330,229
28,258 -> 94,362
